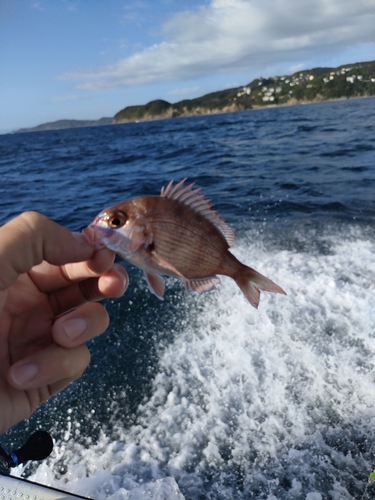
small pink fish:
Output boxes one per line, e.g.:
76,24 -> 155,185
83,179 -> 286,308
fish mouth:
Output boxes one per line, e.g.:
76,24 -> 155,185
82,223 -> 111,249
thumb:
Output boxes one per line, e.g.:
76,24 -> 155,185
0,290 -> 7,318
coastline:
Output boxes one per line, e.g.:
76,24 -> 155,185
10,95 -> 374,134
9,59 -> 375,133
113,94 -> 374,125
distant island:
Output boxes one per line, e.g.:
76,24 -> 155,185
15,117 -> 112,133
14,59 -> 375,132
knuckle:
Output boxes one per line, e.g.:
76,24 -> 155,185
79,278 -> 101,302
19,211 -> 45,230
60,346 -> 89,379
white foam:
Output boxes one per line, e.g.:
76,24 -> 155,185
23,227 -> 375,499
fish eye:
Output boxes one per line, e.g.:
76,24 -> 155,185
107,210 -> 127,228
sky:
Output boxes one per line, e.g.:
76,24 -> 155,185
1,0 -> 374,133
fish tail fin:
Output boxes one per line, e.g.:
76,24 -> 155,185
234,265 -> 286,309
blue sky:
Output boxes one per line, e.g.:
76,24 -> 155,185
1,0 -> 374,133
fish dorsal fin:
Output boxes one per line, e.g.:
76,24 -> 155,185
160,178 -> 235,247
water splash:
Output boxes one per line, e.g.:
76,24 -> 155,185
15,226 -> 375,499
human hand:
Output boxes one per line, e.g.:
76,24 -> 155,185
0,211 -> 129,434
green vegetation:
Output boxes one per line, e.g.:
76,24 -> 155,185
16,118 -> 112,133
117,100 -> 172,121
114,60 -> 375,123
14,60 -> 375,133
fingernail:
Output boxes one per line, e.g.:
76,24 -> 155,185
63,317 -> 87,340
117,268 -> 129,291
11,363 -> 38,386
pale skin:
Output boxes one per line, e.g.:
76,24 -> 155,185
0,211 -> 129,434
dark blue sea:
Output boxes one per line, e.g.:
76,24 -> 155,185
1,98 -> 375,500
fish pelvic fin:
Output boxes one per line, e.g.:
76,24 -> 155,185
184,276 -> 221,293
144,271 -> 165,300
160,179 -> 235,247
235,266 -> 286,309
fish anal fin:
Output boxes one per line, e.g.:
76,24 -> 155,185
185,276 -> 221,293
144,271 -> 165,300
160,179 -> 235,248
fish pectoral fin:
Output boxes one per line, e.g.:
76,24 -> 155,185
144,271 -> 165,300
150,250 -> 186,279
184,276 -> 221,293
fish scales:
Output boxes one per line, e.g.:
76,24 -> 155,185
150,228 -> 230,279
83,179 -> 286,308
143,198 -> 231,277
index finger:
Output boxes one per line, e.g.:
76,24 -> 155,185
28,248 -> 116,292
0,212 -> 95,291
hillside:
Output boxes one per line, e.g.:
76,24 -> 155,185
15,117 -> 112,133
114,60 -> 375,123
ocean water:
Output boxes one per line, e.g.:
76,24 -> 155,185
0,98 -> 375,499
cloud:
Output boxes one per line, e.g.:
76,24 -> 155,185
50,94 -> 88,103
288,63 -> 306,74
167,85 -> 202,97
61,0 -> 77,12
59,0 -> 375,90
32,2 -> 44,11
121,1 -> 147,25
